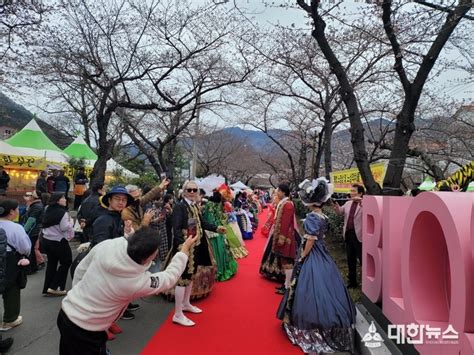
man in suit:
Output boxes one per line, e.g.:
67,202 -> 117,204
333,184 -> 365,288
168,180 -> 226,327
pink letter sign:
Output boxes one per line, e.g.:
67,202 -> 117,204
362,196 -> 383,302
362,192 -> 474,354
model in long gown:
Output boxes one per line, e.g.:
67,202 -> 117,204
277,211 -> 356,354
260,197 -> 299,283
202,199 -> 238,281
261,196 -> 279,238
225,210 -> 248,258
235,193 -> 254,240
220,187 -> 248,258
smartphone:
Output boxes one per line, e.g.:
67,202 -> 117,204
160,172 -> 168,179
187,217 -> 197,237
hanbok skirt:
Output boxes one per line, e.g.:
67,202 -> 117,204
226,223 -> 248,259
208,231 -> 238,281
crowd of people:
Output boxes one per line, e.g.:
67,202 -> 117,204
0,170 -> 268,353
0,163 -> 472,354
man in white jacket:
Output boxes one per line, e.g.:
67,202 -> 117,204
57,227 -> 197,355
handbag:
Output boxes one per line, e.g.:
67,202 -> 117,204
6,243 -> 28,289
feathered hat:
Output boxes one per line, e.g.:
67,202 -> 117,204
217,183 -> 233,201
298,177 -> 334,206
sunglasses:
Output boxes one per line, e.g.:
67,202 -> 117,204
186,188 -> 198,193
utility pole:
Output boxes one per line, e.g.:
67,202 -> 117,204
191,95 -> 201,180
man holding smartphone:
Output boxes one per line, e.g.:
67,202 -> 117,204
58,227 -> 198,355
165,180 -> 226,327
122,178 -> 170,231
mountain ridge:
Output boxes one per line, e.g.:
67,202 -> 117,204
0,91 -> 72,148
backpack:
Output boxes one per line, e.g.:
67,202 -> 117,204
0,228 -> 7,294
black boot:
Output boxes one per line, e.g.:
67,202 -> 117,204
0,336 -> 14,353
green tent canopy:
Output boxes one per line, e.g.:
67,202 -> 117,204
6,119 -> 62,152
63,136 -> 97,160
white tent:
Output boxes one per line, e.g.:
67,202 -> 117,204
106,159 -> 139,179
0,140 -> 69,164
230,181 -> 249,191
196,174 -> 226,196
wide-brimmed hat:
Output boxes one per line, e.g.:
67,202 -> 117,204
101,186 -> 134,207
298,178 -> 334,206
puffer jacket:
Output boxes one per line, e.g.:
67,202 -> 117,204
91,209 -> 124,247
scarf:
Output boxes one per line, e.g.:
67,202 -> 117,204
42,204 -> 67,228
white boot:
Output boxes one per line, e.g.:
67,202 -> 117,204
284,269 -> 293,289
182,281 -> 202,314
172,286 -> 195,326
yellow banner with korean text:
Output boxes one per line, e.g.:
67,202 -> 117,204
54,163 -> 93,181
0,153 -> 47,170
1,153 -> 93,180
330,162 -> 387,193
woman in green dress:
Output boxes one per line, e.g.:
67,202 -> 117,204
202,191 -> 238,281
218,184 -> 248,258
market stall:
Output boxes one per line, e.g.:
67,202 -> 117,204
64,136 -> 138,180
1,120 -> 69,191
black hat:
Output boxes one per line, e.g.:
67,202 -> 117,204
298,178 -> 333,206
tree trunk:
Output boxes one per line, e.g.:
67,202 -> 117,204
380,0 -> 471,195
90,138 -> 114,187
311,130 -> 324,179
89,112 -> 115,187
323,118 -> 332,179
382,105 -> 415,193
165,139 -> 178,180
298,139 -> 308,182
309,12 -> 381,194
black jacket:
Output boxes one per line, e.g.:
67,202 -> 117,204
78,193 -> 104,240
35,177 -> 48,195
54,175 -> 70,193
0,171 -> 10,190
172,200 -> 217,249
78,193 -> 102,224
74,172 -> 88,185
91,209 -> 124,247
23,200 -> 44,237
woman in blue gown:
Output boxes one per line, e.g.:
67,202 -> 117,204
277,178 -> 356,354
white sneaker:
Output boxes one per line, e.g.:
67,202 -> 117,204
47,288 -> 67,296
182,304 -> 202,314
0,316 -> 23,331
172,314 -> 195,327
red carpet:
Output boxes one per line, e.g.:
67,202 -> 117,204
141,209 -> 301,354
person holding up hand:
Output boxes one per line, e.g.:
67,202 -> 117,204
332,184 -> 365,288
122,178 -> 171,231
58,227 -> 198,355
